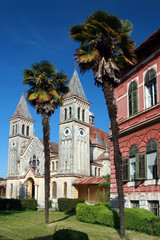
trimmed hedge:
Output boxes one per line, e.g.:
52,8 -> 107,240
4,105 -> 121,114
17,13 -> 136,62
58,198 -> 85,213
76,203 -> 159,235
0,198 -> 37,210
53,229 -> 89,240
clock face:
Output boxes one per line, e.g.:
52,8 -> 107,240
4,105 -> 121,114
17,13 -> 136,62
64,127 -> 70,136
12,141 -> 16,147
79,128 -> 85,137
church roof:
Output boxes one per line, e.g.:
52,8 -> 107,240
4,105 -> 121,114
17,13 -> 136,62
64,69 -> 87,101
73,177 -> 107,185
13,94 -> 32,119
90,125 -> 109,148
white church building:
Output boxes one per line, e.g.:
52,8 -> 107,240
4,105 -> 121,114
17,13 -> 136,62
6,70 -> 110,207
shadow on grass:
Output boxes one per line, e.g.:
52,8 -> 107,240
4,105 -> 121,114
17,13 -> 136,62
50,212 -> 75,224
0,235 -> 12,239
0,210 -> 23,216
27,235 -> 53,240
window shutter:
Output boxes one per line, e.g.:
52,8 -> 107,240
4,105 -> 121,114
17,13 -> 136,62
157,147 -> 159,178
122,158 -> 129,182
136,153 -> 146,179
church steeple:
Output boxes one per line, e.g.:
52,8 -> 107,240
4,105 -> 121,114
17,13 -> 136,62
58,70 -> 91,176
13,93 -> 32,120
64,69 -> 87,101
7,94 -> 35,177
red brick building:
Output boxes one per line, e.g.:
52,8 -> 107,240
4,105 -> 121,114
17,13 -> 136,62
110,29 -> 160,216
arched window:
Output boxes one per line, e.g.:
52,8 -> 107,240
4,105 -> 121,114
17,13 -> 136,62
128,80 -> 138,116
64,182 -> 67,198
29,155 -> 39,171
78,107 -> 80,120
95,167 -> 97,176
146,139 -> 158,179
69,107 -> 72,119
52,181 -> 57,198
129,145 -> 139,181
145,69 -> 157,108
12,125 -> 14,135
15,124 -> 17,134
56,161 -> 58,171
64,108 -> 67,120
98,168 -> 101,176
26,126 -> 29,136
52,162 -> 54,171
11,183 -> 13,198
82,109 -> 85,121
22,124 -> 25,135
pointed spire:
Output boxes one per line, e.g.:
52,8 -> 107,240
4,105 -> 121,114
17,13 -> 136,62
64,69 -> 87,101
13,94 -> 32,119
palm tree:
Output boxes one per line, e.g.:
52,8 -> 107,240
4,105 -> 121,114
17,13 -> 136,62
70,10 -> 135,238
23,60 -> 69,223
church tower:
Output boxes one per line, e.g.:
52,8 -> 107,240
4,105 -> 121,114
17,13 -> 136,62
58,70 -> 91,176
7,94 -> 35,177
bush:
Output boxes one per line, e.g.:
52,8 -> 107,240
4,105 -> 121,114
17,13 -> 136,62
98,201 -> 110,209
124,208 -> 157,235
153,219 -> 160,236
58,198 -> 85,213
76,203 -> 159,235
0,198 -> 37,210
53,229 -> 89,240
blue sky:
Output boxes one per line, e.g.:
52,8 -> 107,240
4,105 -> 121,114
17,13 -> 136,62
0,0 -> 160,178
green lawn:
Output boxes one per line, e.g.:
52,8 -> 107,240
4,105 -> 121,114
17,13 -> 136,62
0,210 -> 159,240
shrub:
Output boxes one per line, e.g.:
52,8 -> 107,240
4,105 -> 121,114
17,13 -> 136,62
153,219 -> 160,236
0,198 -> 37,210
58,198 -> 85,213
76,203 -> 159,235
124,208 -> 157,235
53,229 -> 89,240
98,201 -> 110,209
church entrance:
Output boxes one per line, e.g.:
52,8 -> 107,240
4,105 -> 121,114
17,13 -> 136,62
26,178 -> 35,199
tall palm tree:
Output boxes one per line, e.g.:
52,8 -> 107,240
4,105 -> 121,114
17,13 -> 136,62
70,10 -> 135,238
23,60 -> 69,224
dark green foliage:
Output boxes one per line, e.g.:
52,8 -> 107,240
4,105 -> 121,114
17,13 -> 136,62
124,208 -> 157,235
49,200 -> 52,208
76,203 -> 159,235
98,201 -> 110,209
53,229 -> 89,240
0,198 -> 37,210
152,219 -> 160,236
58,198 -> 85,213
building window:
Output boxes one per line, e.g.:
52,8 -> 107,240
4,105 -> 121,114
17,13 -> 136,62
122,158 -> 129,181
95,167 -> 97,176
29,155 -> 39,171
15,124 -> 17,134
64,108 -> 67,120
146,139 -> 158,179
98,168 -> 101,176
145,69 -> 157,108
131,201 -> 139,208
82,109 -> 85,121
11,184 -> 13,198
64,182 -> 67,198
12,125 -> 14,135
52,162 -> 54,171
78,107 -> 80,120
136,153 -> 146,179
149,201 -> 159,216
129,145 -> 139,181
26,126 -> 29,136
128,80 -> 138,116
69,107 -> 72,119
22,124 -> 25,135
56,161 -> 58,171
52,182 -> 57,198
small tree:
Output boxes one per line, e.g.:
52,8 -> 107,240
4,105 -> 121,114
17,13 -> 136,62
23,60 -> 69,223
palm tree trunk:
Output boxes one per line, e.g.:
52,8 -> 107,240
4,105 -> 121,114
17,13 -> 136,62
102,80 -> 125,238
42,112 -> 51,224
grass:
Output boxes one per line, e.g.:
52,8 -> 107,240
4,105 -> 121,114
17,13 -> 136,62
0,210 -> 159,240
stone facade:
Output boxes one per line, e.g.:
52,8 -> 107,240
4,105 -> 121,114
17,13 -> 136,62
6,70 -> 110,207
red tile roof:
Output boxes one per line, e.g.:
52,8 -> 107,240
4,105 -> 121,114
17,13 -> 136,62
73,177 -> 106,185
90,125 -> 109,148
